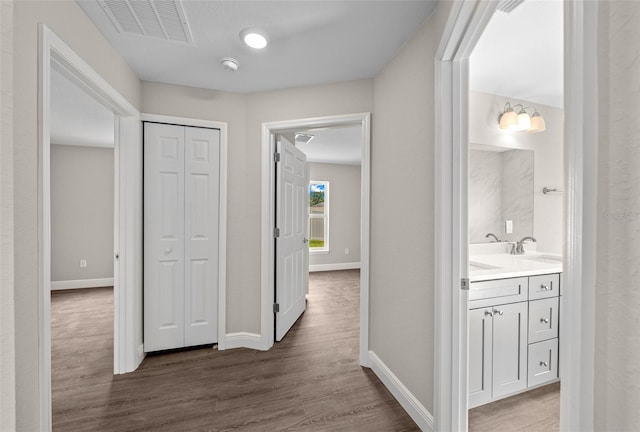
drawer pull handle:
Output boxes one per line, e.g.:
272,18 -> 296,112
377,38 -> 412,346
493,308 -> 504,316
540,361 -> 549,367
540,317 -> 549,324
485,310 -> 493,317
540,284 -> 551,291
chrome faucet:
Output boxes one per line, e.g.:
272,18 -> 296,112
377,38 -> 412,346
485,233 -> 501,242
511,236 -> 537,255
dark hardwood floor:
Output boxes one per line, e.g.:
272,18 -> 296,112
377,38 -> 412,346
469,382 -> 560,432
51,270 -> 420,431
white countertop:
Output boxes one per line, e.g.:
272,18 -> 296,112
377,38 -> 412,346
469,251 -> 563,282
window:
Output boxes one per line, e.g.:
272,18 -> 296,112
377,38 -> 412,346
309,181 -> 329,252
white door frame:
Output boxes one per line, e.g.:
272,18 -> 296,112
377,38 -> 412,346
38,25 -> 142,430
140,113 -> 228,349
433,2 -> 597,431
260,113 -> 371,365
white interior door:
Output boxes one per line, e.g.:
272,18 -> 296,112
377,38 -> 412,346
144,123 -> 185,351
275,136 -> 309,341
184,127 -> 220,346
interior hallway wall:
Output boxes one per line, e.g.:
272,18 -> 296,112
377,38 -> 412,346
308,162 -> 361,268
370,3 -> 451,412
12,1 -> 141,429
50,144 -> 114,283
594,1 -> 640,429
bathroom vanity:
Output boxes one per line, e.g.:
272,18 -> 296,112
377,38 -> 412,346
468,245 -> 562,408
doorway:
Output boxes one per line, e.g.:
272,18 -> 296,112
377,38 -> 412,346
434,1 -> 596,431
38,25 -> 142,430
261,113 -> 371,364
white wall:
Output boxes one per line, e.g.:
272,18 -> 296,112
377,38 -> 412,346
469,91 -> 564,254
594,2 -> 640,429
308,163 -> 361,268
11,1 -> 141,429
370,4 -> 450,413
50,144 -> 114,284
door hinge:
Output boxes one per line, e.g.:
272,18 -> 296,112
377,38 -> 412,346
274,152 -> 281,163
461,277 -> 470,290
273,303 -> 280,313
274,227 -> 280,238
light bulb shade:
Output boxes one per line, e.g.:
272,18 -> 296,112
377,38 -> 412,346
517,111 -> 531,131
499,110 -> 518,130
528,113 -> 546,133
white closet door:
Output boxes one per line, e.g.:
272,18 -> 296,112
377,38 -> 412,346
144,123 -> 185,351
184,127 -> 220,346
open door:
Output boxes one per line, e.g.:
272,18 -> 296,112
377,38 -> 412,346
275,136 -> 309,341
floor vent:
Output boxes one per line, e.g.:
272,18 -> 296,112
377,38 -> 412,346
98,0 -> 194,44
496,0 -> 526,14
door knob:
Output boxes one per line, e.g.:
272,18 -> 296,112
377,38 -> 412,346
303,238 -> 309,244
164,247 -> 173,255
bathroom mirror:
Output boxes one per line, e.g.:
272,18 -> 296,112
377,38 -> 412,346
468,146 -> 534,243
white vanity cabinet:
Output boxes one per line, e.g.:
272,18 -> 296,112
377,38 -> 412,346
468,272 -> 561,408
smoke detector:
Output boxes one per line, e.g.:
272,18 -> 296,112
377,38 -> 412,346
220,57 -> 239,72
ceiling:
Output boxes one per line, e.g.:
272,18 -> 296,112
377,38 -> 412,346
470,0 -> 564,108
289,124 -> 362,166
77,0 -> 438,94
51,64 -> 115,148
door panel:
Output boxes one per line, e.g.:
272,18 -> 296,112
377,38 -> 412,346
276,136 -> 308,341
468,308 -> 493,408
144,123 -> 185,351
184,127 -> 219,346
492,301 -> 528,398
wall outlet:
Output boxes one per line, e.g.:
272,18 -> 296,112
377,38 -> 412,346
79,259 -> 87,268
345,248 -> 350,255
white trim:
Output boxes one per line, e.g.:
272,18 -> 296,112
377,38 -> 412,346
261,113 -> 371,364
39,25 -> 141,431
223,332 -> 265,351
561,1 -> 597,430
309,262 -> 361,272
141,113 -> 228,350
50,278 -> 115,290
368,351 -> 433,432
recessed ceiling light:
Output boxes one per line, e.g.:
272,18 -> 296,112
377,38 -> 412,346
240,28 -> 268,49
220,57 -> 239,72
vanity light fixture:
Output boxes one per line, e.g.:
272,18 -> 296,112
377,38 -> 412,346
498,102 -> 546,133
240,28 -> 268,49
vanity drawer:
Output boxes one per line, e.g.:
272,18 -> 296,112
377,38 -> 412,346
528,338 -> 558,388
528,297 -> 559,343
529,274 -> 560,300
469,277 -> 528,309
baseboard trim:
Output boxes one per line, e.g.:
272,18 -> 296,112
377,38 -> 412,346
51,278 -> 114,290
309,262 -> 360,272
223,332 -> 264,350
368,351 -> 434,432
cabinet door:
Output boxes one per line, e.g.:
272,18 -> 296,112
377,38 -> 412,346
468,308 -> 493,408
144,123 -> 186,352
492,301 -> 528,399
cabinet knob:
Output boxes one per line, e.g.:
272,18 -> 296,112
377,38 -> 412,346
540,317 -> 549,324
493,308 -> 504,316
540,284 -> 551,291
540,361 -> 549,367
485,310 -> 493,317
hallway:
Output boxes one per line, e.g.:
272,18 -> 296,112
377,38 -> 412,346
51,270 -> 418,431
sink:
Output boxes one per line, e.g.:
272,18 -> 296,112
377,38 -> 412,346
522,255 -> 562,264
469,261 -> 502,270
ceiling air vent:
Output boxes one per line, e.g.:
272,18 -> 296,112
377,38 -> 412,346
496,0 -> 525,14
98,0 -> 194,44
